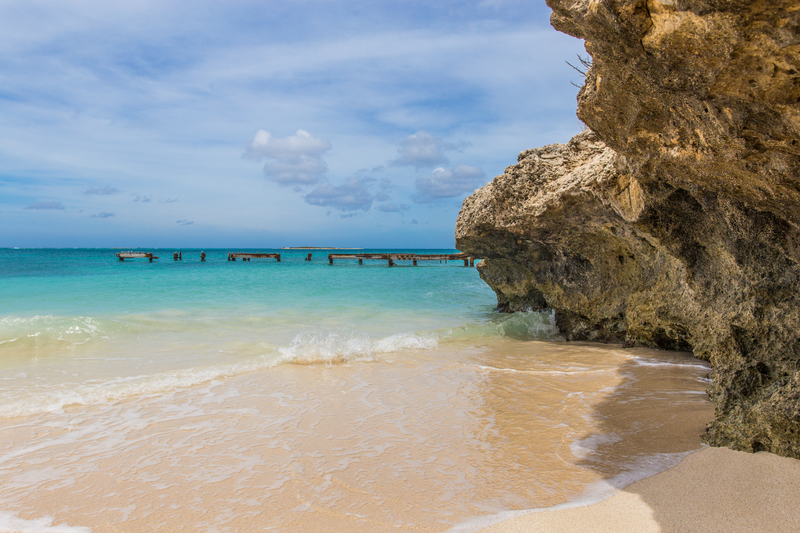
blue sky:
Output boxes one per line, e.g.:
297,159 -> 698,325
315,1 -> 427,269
0,0 -> 585,248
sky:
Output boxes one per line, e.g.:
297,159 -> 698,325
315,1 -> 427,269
0,0 -> 586,248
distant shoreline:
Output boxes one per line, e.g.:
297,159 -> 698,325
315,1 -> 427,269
282,247 -> 364,250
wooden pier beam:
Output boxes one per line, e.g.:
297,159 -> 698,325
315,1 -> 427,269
229,252 -> 279,262
116,252 -> 157,262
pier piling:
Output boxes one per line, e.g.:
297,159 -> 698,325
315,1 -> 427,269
229,253 -> 280,262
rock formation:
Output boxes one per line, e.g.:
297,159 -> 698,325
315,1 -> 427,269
455,0 -> 800,457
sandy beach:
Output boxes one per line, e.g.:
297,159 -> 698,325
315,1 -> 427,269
480,446 -> 800,533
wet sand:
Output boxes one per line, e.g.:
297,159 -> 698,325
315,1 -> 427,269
0,340 -> 714,532
480,446 -> 800,533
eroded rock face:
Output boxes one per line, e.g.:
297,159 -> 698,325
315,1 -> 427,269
455,0 -> 800,457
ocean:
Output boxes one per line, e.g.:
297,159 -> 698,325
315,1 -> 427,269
0,248 -> 713,532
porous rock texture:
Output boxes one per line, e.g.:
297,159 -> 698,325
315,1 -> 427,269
455,0 -> 800,457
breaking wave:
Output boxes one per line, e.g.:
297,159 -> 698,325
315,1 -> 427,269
0,329 -> 439,419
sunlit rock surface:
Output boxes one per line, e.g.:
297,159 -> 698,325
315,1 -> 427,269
456,0 -> 800,457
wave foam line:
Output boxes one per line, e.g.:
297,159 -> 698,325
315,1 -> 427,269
0,356 -> 281,419
0,511 -> 91,533
447,449 -> 701,533
473,364 -> 613,376
0,332 -> 438,418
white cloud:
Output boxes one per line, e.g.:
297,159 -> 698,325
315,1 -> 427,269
303,177 -> 381,212
390,131 -> 450,168
90,211 -> 115,218
244,129 -> 332,186
412,164 -> 485,203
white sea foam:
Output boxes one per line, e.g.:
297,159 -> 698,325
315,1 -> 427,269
0,315 -> 102,349
473,364 -> 611,376
373,332 -> 438,353
277,330 -> 438,364
0,511 -> 90,533
630,357 -> 711,370
0,355 -> 281,418
569,432 -> 623,460
444,310 -> 561,341
0,330 -> 440,418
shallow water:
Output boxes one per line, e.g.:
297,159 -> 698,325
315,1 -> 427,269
0,249 -> 713,532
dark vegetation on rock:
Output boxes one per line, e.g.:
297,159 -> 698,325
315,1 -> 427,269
455,0 -> 800,457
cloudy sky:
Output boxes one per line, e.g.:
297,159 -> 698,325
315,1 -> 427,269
0,0 -> 585,248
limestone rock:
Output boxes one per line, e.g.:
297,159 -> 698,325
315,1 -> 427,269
456,0 -> 800,457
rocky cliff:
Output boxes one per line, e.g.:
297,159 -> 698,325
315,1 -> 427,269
456,0 -> 800,457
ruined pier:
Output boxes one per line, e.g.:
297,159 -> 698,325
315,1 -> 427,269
328,252 -> 474,267
227,252 -> 281,262
117,251 -> 476,267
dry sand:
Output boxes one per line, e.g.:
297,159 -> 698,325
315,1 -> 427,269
480,446 -> 800,533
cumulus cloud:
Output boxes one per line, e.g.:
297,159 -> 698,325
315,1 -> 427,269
26,201 -> 64,210
377,203 -> 409,213
176,219 -> 194,225
389,132 -> 471,169
412,165 -> 485,203
390,131 -> 450,168
304,178 -> 377,212
90,212 -> 115,218
244,129 -> 332,186
84,186 -> 120,195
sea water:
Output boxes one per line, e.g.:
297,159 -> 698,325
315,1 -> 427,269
0,249 -> 713,532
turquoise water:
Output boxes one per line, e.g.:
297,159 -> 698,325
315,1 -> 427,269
1,247 -> 556,417
1,248 -> 492,319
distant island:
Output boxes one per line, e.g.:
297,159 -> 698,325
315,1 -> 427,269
282,247 -> 364,250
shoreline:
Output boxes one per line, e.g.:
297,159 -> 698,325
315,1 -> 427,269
469,446 -> 800,532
